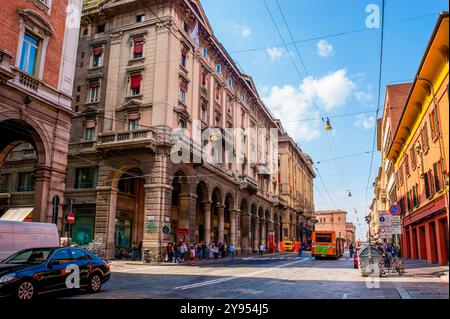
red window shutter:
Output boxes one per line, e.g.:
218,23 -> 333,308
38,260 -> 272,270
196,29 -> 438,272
130,74 -> 141,89
134,42 -> 144,55
181,48 -> 187,56
93,46 -> 103,56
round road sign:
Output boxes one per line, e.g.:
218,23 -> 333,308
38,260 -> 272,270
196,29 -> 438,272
66,213 -> 75,224
390,204 -> 400,216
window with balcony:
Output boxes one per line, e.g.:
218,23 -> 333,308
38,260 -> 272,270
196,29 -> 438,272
86,127 -> 95,141
179,83 -> 186,104
87,80 -> 100,103
429,107 -> 440,141
92,46 -> 104,68
129,73 -> 142,96
19,34 -> 40,76
96,24 -> 105,34
17,172 -> 35,192
132,36 -> 144,59
181,47 -> 187,67
128,119 -> 140,131
75,167 -> 98,189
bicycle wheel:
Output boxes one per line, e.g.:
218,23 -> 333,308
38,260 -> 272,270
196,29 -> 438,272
397,262 -> 405,275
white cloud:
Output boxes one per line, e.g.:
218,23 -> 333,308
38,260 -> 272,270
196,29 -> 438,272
234,24 -> 252,38
316,40 -> 335,57
302,69 -> 356,111
262,69 -> 356,141
267,47 -> 284,62
355,85 -> 374,104
354,114 -> 375,129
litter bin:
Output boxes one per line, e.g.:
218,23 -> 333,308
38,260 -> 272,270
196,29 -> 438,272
143,248 -> 151,264
357,246 -> 382,277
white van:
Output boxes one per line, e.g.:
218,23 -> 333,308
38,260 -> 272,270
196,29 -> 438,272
0,221 -> 59,261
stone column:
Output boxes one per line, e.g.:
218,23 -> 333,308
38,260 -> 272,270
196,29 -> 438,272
253,218 -> 260,252
230,209 -> 237,246
424,221 -> 437,264
241,212 -> 252,254
94,186 -> 118,259
260,219 -> 266,251
218,205 -> 225,243
203,201 -> 211,245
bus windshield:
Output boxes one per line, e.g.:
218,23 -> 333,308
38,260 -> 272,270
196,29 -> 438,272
315,234 -> 332,243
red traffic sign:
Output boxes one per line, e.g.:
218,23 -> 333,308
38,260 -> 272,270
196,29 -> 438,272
389,204 -> 401,216
66,213 -> 75,224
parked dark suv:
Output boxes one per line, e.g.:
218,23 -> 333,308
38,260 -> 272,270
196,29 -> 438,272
0,247 -> 111,299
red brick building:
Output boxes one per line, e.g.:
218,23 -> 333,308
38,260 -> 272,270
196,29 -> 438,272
0,0 -> 82,231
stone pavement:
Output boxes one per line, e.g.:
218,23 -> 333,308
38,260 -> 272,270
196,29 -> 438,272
400,258 -> 449,283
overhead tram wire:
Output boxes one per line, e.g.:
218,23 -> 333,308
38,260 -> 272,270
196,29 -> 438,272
365,0 -> 386,213
270,0 -> 352,197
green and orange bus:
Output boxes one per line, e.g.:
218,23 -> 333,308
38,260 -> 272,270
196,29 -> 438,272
312,231 -> 345,259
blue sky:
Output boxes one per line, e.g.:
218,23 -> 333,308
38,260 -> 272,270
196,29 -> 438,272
201,0 -> 449,240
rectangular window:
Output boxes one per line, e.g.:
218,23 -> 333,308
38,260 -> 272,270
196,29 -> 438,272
424,171 -> 431,199
0,174 -> 10,193
86,127 -> 95,141
75,167 -> 98,189
203,48 -> 208,58
183,21 -> 190,33
17,172 -> 35,192
404,154 -> 410,176
133,37 -> 144,59
19,34 -> 39,75
241,92 -> 246,103
433,160 -> 442,192
410,147 -> 417,169
201,104 -> 207,122
129,74 -> 141,96
136,14 -> 145,23
88,81 -> 100,103
181,48 -> 187,67
179,87 -> 186,103
96,24 -> 105,33
216,64 -> 221,74
421,123 -> 430,152
429,107 -> 440,140
129,119 -> 139,131
228,78 -> 233,89
92,46 -> 103,67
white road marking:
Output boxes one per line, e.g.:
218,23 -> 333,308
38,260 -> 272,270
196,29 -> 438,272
394,286 -> 412,299
174,258 -> 311,290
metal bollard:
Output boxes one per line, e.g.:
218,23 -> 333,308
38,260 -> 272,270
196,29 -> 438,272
143,248 -> 151,264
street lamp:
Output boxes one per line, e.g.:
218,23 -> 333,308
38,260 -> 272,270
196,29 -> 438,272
323,117 -> 332,131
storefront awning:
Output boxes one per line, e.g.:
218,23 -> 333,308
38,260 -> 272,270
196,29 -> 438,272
0,207 -> 33,221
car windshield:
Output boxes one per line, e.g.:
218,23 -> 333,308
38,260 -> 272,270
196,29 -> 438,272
2,248 -> 56,264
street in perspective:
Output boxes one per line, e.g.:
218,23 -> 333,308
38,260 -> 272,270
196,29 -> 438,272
0,0 -> 449,308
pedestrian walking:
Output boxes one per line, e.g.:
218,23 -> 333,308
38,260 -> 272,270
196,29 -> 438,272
167,243 -> 173,263
138,240 -> 143,261
258,243 -> 264,256
179,241 -> 185,262
201,242 -> 207,260
131,242 -> 137,261
229,243 -> 236,262
349,243 -> 354,258
297,243 -> 303,258
190,246 -> 196,265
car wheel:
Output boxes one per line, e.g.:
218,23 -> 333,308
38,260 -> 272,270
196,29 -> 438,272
16,280 -> 36,300
87,273 -> 102,293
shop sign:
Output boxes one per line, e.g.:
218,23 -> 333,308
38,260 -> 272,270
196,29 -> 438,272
176,228 -> 189,236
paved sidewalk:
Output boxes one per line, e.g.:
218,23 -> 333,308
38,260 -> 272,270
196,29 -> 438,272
401,259 -> 449,283
111,251 -> 309,267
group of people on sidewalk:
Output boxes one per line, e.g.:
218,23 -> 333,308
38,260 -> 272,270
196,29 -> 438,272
163,241 -> 237,264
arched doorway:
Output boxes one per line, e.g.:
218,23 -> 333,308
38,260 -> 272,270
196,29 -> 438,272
114,168 -> 145,257
210,187 -> 223,244
0,119 -> 56,225
171,171 -> 190,243
195,181 -> 209,242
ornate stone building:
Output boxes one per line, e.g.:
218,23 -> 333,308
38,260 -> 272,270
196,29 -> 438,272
276,125 -> 316,244
64,0 -> 316,260
0,0 -> 82,231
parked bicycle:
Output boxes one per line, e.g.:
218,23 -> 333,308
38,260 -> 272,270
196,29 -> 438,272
379,253 -> 405,276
